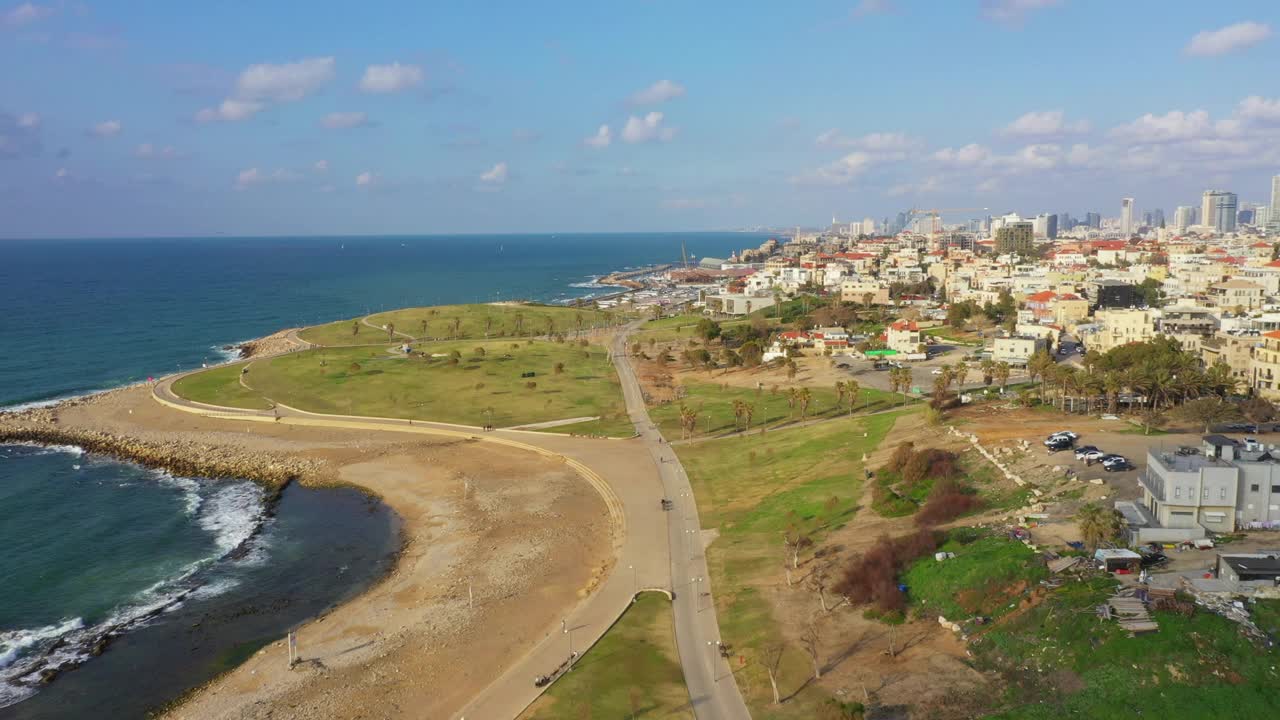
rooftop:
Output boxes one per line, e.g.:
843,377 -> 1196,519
1221,554 -> 1280,576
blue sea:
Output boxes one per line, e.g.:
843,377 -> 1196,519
0,232 -> 763,716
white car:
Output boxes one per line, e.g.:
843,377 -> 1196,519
1079,449 -> 1107,462
931,368 -> 945,375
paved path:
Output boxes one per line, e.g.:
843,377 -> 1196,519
608,325 -> 752,720
154,320 -> 749,720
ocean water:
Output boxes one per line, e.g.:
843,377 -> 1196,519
0,233 -> 763,715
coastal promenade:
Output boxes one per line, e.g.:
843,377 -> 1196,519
151,321 -> 750,719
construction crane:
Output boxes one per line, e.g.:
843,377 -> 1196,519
907,207 -> 990,233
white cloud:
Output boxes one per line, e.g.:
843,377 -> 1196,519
235,167 -> 301,189
313,159 -> 329,172
622,112 -> 676,143
791,151 -> 874,186
135,143 -> 177,158
480,161 -> 508,184
1238,96 -> 1280,124
933,143 -> 991,166
851,0 -> 894,18
583,124 -> 612,148
320,111 -> 369,130
237,57 -> 335,102
981,0 -> 1061,26
628,80 -> 685,105
815,129 -> 920,154
54,167 -> 70,179
355,171 -> 376,187
359,62 -> 425,94
17,112 -> 39,128
197,57 -> 334,123
1006,143 -> 1061,170
999,110 -> 1090,137
195,98 -> 265,123
1185,21 -> 1271,57
90,120 -> 122,137
3,2 -> 52,27
887,176 -> 942,197
1108,109 -> 1213,143
0,111 -> 42,157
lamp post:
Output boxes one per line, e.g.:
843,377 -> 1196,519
629,564 -> 637,598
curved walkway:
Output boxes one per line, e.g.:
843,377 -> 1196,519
155,319 -> 749,720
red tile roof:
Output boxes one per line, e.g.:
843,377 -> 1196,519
889,320 -> 920,331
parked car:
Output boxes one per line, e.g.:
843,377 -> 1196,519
1073,445 -> 1100,460
1102,455 -> 1132,471
1044,431 -> 1078,446
1079,449 -> 1108,462
1046,438 -> 1074,453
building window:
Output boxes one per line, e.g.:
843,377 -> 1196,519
1273,485 -> 1280,493
1252,484 -> 1260,492
1221,488 -> 1227,500
1175,487 -> 1181,499
1203,489 -> 1209,499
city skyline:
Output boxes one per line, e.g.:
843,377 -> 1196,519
1,1 -> 1279,238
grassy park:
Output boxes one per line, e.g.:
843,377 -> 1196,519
297,303 -> 618,346
174,339 -> 630,433
170,363 -> 271,410
650,381 -> 902,439
674,411 -> 908,717
520,592 -> 690,719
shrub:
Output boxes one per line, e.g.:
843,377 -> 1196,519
885,441 -> 915,473
835,529 -> 939,613
915,479 -> 981,527
348,362 -> 361,373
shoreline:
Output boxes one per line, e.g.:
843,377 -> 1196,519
3,370 -> 614,719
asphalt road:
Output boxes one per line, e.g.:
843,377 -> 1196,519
609,323 -> 752,720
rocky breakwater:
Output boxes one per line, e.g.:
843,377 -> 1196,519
0,405 -> 320,494
232,327 -> 309,358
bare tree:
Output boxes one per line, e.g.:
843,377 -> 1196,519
763,643 -> 785,705
800,620 -> 823,679
783,528 -> 813,570
808,560 -> 832,612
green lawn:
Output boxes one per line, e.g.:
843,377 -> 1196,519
674,410 -> 910,717
297,303 -> 618,346
633,315 -> 751,345
975,578 -> 1280,719
170,363 -> 272,410
521,592 -> 691,720
226,339 -> 628,432
650,381 -> 903,439
901,533 -> 1046,621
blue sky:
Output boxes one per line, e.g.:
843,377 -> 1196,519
1,0 -> 1278,237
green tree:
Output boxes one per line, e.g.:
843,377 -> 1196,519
1177,397 -> 1241,433
1077,502 -> 1126,551
696,318 -> 722,341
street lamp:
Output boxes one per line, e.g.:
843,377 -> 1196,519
629,564 -> 637,598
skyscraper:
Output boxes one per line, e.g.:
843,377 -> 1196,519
1271,176 -> 1280,231
1120,198 -> 1135,235
1174,206 -> 1194,232
1208,191 -> 1238,233
1086,212 -> 1101,229
1201,190 -> 1221,228
1150,208 -> 1164,228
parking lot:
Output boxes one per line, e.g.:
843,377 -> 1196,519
830,345 -> 1031,397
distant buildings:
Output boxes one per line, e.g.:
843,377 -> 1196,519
1088,279 -> 1142,309
1033,213 -> 1058,239
1120,197 -> 1135,235
1203,190 -> 1238,233
1174,205 -> 1194,232
1085,212 -> 1101,229
1271,175 -> 1280,232
994,221 -> 1034,255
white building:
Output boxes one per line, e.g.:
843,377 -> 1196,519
1120,198 -> 1135,235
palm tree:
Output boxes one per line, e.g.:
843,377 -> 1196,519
787,387 -> 800,416
1103,370 -> 1123,414
953,361 -> 970,390
451,317 -> 463,339
514,312 -> 525,335
731,399 -> 745,431
845,379 -> 860,415
798,387 -> 813,421
484,316 -> 494,338
988,361 -> 1008,394
1077,502 -> 1126,551
834,380 -> 847,407
420,318 -> 429,339
744,402 -> 755,433
545,317 -> 555,337
352,321 -> 360,337
386,322 -> 396,341
575,313 -> 585,337
678,404 -> 698,441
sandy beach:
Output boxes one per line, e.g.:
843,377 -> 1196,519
17,384 -> 613,720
